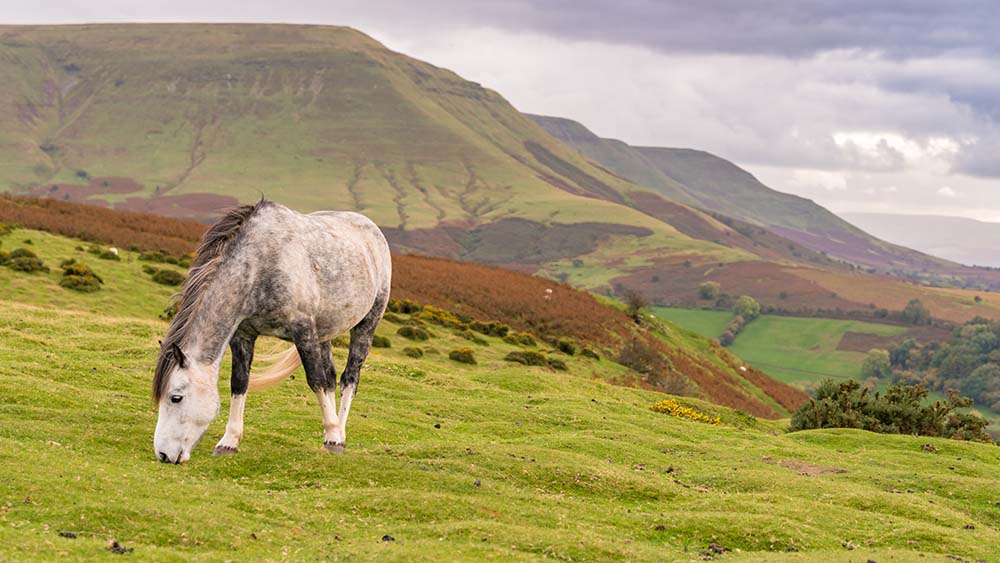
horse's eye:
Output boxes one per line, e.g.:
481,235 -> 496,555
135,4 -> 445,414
170,395 -> 183,404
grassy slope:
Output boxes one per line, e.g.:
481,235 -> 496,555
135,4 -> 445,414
2,229 -> 1000,562
4,293 -> 1000,561
650,306 -> 735,340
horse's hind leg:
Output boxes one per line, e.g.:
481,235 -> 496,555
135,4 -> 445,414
292,327 -> 342,452
336,292 -> 389,451
214,331 -> 256,455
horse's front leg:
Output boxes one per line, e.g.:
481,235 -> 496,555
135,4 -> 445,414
213,332 -> 256,455
292,330 -> 343,453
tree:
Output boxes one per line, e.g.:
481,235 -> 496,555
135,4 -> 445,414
901,299 -> 932,325
732,295 -> 761,321
698,281 -> 720,300
862,349 -> 892,379
622,288 -> 648,323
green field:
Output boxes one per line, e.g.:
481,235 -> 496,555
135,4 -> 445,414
652,308 -> 908,388
2,228 -> 1000,562
651,306 -> 734,339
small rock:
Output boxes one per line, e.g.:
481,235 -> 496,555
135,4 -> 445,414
433,423 -> 441,429
107,540 -> 133,554
707,542 -> 727,554
963,524 -> 976,530
250,532 -> 258,540
921,444 -> 937,452
786,546 -> 799,552
868,559 -> 878,563
653,524 -> 666,531
334,535 -> 342,541
381,534 -> 395,542
473,479 -> 481,487
58,531 -> 77,539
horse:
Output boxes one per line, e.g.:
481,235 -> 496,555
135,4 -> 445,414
152,199 -> 391,463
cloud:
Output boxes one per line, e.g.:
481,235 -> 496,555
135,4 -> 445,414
937,186 -> 958,197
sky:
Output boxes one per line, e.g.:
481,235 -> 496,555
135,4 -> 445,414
6,0 -> 1000,220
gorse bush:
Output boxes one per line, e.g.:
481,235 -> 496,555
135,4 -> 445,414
580,347 -> 600,360
58,259 -> 103,292
5,248 -> 48,273
372,335 -> 391,348
151,269 -> 185,286
449,348 -> 476,365
459,329 -> 487,345
503,332 -> 536,347
469,320 -> 510,338
386,298 -> 422,315
789,379 -> 991,442
402,347 -> 423,358
546,358 -> 568,371
555,339 -> 576,356
397,326 -> 430,341
650,399 -> 720,425
504,350 -> 548,366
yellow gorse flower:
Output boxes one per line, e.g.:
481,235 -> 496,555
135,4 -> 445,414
649,399 -> 721,425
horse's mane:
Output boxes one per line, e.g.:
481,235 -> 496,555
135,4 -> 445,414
152,198 -> 268,402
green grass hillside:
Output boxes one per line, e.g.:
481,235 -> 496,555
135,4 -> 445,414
2,215 -> 1000,562
0,23 -> 748,278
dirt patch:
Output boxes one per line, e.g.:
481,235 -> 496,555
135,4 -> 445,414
778,459 -> 847,476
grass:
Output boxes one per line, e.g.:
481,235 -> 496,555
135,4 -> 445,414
2,227 -> 1000,561
651,306 -> 734,339
728,316 -> 908,388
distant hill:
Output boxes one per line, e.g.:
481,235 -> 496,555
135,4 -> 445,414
842,212 -> 1000,268
528,114 -> 995,281
3,24 -> 1000,321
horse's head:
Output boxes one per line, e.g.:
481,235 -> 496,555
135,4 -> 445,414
153,343 -> 219,464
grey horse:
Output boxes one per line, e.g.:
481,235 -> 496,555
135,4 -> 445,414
152,199 -> 391,463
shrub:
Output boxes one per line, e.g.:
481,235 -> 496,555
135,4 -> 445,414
419,305 -> 467,329
0,249 -> 8,265
861,349 -> 892,378
423,347 -> 440,355
547,358 -> 568,371
901,299 -> 932,326
383,312 -> 407,324
9,248 -> 37,260
504,350 -> 548,366
139,250 -> 170,263
459,329 -> 488,345
403,347 -> 424,358
372,335 -> 391,348
160,300 -> 179,321
617,338 -> 660,375
142,264 -> 157,275
332,335 -> 351,348
151,269 -> 185,286
555,339 -> 576,356
503,332 -> 536,347
650,399 -> 720,425
0,222 -> 14,236
397,326 -> 430,341
8,250 -> 48,272
387,298 -> 422,314
469,320 -> 510,338
698,281 -> 720,300
733,295 -> 761,321
622,288 -> 648,323
449,348 -> 476,365
580,347 -> 600,360
60,274 -> 102,292
789,379 -> 991,442
97,249 -> 120,261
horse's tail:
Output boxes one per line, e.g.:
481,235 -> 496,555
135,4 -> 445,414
248,346 -> 301,392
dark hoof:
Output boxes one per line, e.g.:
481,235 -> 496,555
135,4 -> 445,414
324,441 -> 345,454
212,445 -> 238,456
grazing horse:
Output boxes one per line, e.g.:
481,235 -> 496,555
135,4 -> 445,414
152,199 -> 391,463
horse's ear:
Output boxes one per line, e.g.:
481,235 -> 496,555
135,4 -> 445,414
170,342 -> 187,369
